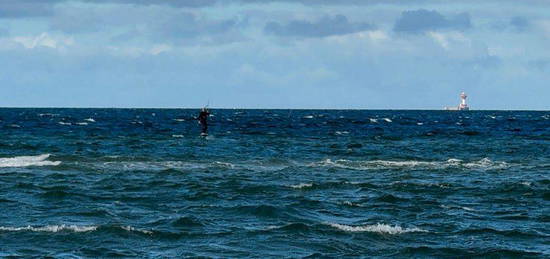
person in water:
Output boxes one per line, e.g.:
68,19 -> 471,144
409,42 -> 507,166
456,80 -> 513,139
198,108 -> 210,135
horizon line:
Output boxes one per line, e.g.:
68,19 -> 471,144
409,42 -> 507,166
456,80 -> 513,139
0,106 -> 548,111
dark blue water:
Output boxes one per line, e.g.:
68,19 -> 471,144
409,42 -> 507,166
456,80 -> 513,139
0,108 -> 548,258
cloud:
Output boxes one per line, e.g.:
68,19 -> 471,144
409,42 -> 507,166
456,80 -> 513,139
264,15 -> 375,38
13,33 -> 74,49
82,0 -> 217,7
0,0 -> 59,18
393,9 -> 471,34
510,16 -> 529,32
154,12 -> 242,44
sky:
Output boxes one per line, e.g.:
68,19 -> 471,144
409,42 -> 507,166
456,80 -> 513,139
1,0 -> 549,109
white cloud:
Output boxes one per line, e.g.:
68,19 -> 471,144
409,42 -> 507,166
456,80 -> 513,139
150,44 -> 172,55
428,31 -> 470,50
13,32 -> 74,49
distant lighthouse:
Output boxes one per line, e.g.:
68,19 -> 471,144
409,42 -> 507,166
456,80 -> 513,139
458,92 -> 469,110
444,91 -> 470,111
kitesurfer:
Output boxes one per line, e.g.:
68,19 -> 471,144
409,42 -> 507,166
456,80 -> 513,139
198,108 -> 210,135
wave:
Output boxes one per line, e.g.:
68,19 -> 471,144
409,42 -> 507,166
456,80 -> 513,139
313,158 -> 510,171
84,118 -> 95,122
289,183 -> 313,189
0,225 -> 97,233
120,226 -> 153,235
85,160 -> 288,173
327,222 -> 426,234
0,154 -> 61,168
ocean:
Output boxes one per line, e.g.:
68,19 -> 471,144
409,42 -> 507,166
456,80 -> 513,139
0,108 -> 548,258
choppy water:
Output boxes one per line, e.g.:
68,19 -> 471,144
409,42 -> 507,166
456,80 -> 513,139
0,108 -> 548,258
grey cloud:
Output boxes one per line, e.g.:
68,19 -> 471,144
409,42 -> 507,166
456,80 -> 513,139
510,16 -> 529,32
82,0 -> 217,7
152,12 -> 243,44
264,15 -> 375,38
393,9 -> 471,34
528,59 -> 550,70
0,0 -> 60,18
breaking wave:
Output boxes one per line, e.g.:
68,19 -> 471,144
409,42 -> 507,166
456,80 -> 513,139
0,154 -> 61,168
313,158 -> 510,170
0,225 -> 97,233
290,183 -> 313,189
327,223 -> 426,234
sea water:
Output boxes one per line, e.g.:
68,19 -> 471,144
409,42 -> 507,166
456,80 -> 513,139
0,109 -> 548,257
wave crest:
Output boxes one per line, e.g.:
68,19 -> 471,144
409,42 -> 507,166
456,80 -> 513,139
0,224 -> 97,233
313,158 -> 509,171
327,222 -> 426,234
0,154 -> 61,168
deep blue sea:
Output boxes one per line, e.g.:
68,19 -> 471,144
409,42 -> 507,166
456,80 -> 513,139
0,108 -> 548,258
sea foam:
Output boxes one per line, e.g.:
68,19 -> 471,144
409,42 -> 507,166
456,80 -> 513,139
314,158 -> 509,171
0,154 -> 61,168
327,222 -> 426,234
0,225 -> 97,233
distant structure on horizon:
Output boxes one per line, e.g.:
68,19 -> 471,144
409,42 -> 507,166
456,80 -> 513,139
445,92 -> 469,111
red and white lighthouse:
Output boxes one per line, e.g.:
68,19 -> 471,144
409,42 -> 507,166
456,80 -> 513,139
458,92 -> 469,110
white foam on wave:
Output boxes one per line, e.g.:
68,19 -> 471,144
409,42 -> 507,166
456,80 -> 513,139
290,183 -> 312,189
0,225 -> 97,233
91,160 -> 287,172
213,161 -> 235,168
327,222 -> 426,234
0,154 -> 61,168
76,122 -> 88,126
303,115 -> 314,119
369,118 -> 378,123
441,204 -> 475,211
383,118 -> 392,122
84,118 -> 95,122
314,158 -> 510,171
172,135 -> 184,138
58,122 -> 71,126
121,226 -> 153,234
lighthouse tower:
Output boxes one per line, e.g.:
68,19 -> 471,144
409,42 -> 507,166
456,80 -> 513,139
458,92 -> 469,110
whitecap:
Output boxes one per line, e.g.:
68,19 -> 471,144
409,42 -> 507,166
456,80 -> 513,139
0,225 -> 97,233
441,205 -> 475,211
335,131 -> 349,135
173,119 -> 185,122
290,183 -> 312,189
327,222 -> 426,234
121,226 -> 153,234
462,158 -> 509,170
38,113 -> 59,117
213,161 -> 235,168
312,158 -> 510,171
303,115 -> 314,119
58,122 -> 71,126
172,135 -> 184,138
417,122 -> 424,125
0,154 -> 61,168
369,118 -> 378,123
84,118 -> 95,122
383,118 -> 392,123
76,122 -> 88,126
